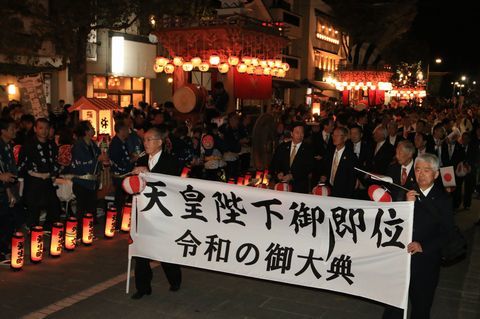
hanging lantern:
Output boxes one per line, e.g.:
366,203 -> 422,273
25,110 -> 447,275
181,166 -> 191,178
262,169 -> 269,185
263,67 -> 272,76
121,203 -> 132,232
198,62 -> 210,72
242,56 -> 252,65
312,184 -> 331,196
122,175 -> 147,194
82,213 -> 94,245
271,68 -> 279,77
50,222 -> 64,257
153,64 -> 164,73
155,57 -> 169,66
104,207 -> 117,238
11,232 -> 25,270
277,69 -> 286,78
182,62 -> 193,72
254,67 -> 264,76
267,59 -> 275,67
164,64 -> 175,74
65,217 -> 77,251
246,66 -> 255,74
173,56 -> 184,66
255,170 -> 263,185
260,60 -> 268,68
251,57 -> 259,66
218,63 -> 229,73
274,59 -> 283,68
209,55 -> 220,66
191,57 -> 202,67
228,56 -> 239,66
237,63 -> 248,73
30,226 -> 44,263
282,63 -> 290,71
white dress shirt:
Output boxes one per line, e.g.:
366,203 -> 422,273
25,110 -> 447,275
420,183 -> 434,197
148,150 -> 162,170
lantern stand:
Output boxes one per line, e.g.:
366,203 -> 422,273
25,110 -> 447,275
30,226 -> 44,263
10,232 -> 25,271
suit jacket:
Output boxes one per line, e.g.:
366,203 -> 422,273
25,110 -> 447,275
386,162 -> 416,201
369,141 -> 395,175
324,146 -> 358,198
270,141 -> 314,193
137,151 -> 180,176
347,140 -> 372,170
441,142 -> 465,170
387,134 -> 404,149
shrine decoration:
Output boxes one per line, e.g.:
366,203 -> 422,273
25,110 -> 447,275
68,97 -> 120,137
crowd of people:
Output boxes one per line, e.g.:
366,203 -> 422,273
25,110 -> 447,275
1,96 -> 479,317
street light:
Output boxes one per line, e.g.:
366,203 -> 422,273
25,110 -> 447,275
461,75 -> 467,81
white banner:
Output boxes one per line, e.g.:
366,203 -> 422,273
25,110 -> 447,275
128,173 -> 413,311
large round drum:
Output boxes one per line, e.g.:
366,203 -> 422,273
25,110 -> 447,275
173,84 -> 207,113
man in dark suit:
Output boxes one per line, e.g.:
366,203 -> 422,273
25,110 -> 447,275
369,124 -> 395,175
321,127 -> 358,198
386,140 -> 416,201
130,127 -> 182,299
383,153 -> 454,319
458,132 -> 478,210
309,118 -> 334,185
270,122 -> 314,193
387,121 -> 403,149
441,129 -> 465,209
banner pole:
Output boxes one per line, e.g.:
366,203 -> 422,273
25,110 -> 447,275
126,256 -> 131,294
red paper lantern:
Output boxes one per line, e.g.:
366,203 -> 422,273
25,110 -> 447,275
262,169 -> 269,184
368,185 -> 392,202
244,173 -> 251,185
237,177 -> 244,185
50,222 -> 64,257
121,203 -> 132,232
11,232 -> 25,270
104,207 -> 117,238
228,178 -> 235,184
65,217 -> 77,251
30,226 -> 44,263
312,184 -> 331,196
255,170 -> 263,181
274,182 -> 292,192
122,175 -> 147,194
82,213 -> 94,245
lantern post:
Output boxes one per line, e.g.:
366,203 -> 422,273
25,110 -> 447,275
30,226 -> 44,263
11,232 -> 25,270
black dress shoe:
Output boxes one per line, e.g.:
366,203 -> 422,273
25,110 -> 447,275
131,288 -> 152,299
169,285 -> 180,292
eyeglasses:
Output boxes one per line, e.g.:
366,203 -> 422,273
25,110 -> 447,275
144,137 -> 161,142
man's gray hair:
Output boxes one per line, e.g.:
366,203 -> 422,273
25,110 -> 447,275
397,140 -> 415,156
373,124 -> 387,139
414,153 -> 440,171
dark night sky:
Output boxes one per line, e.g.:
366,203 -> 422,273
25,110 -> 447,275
411,0 -> 480,78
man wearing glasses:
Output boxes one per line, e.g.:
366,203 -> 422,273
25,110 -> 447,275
130,127 -> 182,299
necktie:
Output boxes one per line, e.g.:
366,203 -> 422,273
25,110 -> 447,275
401,167 -> 407,185
330,150 -> 339,185
290,144 -> 297,166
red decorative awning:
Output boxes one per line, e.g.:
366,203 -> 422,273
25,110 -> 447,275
335,70 -> 393,84
68,97 -> 120,112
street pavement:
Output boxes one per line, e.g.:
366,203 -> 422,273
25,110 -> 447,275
1,200 -> 480,319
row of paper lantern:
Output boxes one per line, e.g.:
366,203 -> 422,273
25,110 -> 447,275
10,205 -> 132,270
153,55 -> 290,77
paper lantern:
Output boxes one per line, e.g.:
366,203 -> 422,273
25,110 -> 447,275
312,184 -> 331,196
271,68 -> 279,77
244,173 -> 252,185
251,57 -> 259,66
122,175 -> 147,194
237,177 -> 244,185
274,182 -> 292,192
65,217 -> 77,251
277,69 -> 286,78
267,59 -> 275,67
218,63 -> 229,73
104,207 -> 117,238
368,185 -> 392,202
260,60 -> 268,68
228,178 -> 235,184
256,183 -> 268,189
274,59 -> 283,68
255,170 -> 263,184
30,226 -> 44,263
181,166 -> 191,178
173,56 -> 184,66
263,68 -> 271,76
237,63 -> 248,73
282,63 -> 290,71
254,67 -> 264,76
242,56 -> 252,65
182,62 -> 193,72
164,64 -> 175,74
262,169 -> 269,185
82,213 -> 94,245
191,57 -> 202,67
209,55 -> 220,66
155,57 -> 169,66
246,66 -> 255,74
228,56 -> 239,66
153,64 -> 164,73
11,232 -> 25,270
198,62 -> 210,72
121,203 -> 132,232
50,222 -> 64,257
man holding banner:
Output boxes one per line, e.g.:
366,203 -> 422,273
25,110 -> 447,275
130,127 -> 182,299
383,153 -> 455,319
